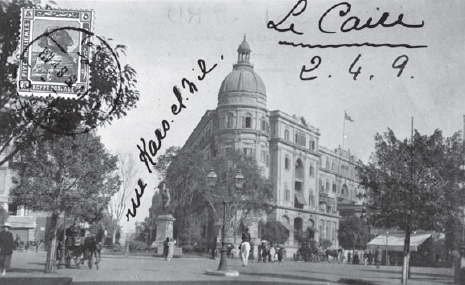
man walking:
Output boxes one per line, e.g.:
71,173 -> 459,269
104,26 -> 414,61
0,223 -> 14,276
240,227 -> 251,267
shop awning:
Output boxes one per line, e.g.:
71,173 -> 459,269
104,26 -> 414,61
367,233 -> 432,252
294,191 -> 306,205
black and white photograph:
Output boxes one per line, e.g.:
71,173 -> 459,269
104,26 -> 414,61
0,0 -> 465,284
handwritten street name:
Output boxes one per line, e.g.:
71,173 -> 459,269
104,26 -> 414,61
126,58 -> 220,221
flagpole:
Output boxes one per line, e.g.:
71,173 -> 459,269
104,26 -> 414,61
342,111 -> 346,150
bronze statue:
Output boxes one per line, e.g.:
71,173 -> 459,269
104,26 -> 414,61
159,181 -> 171,211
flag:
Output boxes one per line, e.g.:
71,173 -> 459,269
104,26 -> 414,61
345,111 -> 354,123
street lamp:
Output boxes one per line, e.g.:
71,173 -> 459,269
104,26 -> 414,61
385,231 -> 389,266
206,167 -> 244,277
57,210 -> 66,269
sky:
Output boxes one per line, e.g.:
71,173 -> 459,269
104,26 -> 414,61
52,0 -> 465,232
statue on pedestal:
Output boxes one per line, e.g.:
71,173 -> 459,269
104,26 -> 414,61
159,181 -> 171,213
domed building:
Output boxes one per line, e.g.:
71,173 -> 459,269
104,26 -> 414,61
181,37 -> 364,258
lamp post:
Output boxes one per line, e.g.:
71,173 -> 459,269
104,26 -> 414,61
385,231 -> 389,266
57,210 -> 66,269
205,167 -> 244,277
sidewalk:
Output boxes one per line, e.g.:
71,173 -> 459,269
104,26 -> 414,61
0,251 -> 456,284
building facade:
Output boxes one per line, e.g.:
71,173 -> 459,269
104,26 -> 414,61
179,37 -> 364,256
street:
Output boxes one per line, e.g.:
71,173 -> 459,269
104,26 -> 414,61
0,251 -> 455,285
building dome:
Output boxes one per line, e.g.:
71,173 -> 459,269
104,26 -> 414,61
218,36 -> 267,107
219,66 -> 266,95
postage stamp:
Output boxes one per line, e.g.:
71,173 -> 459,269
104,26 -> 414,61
17,8 -> 93,98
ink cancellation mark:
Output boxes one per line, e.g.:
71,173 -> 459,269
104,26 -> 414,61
18,8 -> 94,98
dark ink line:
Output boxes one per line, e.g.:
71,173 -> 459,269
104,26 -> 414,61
278,41 -> 427,49
126,179 -> 147,221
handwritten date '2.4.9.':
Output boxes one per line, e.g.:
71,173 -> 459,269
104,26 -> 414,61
267,0 -> 426,82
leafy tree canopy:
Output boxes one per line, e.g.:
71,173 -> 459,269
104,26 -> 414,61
260,221 -> 289,245
163,148 -> 274,241
359,129 -> 465,234
11,133 -> 120,223
338,216 -> 371,249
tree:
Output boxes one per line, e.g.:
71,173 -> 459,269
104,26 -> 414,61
260,221 -> 289,244
0,0 -> 139,166
108,151 -> 142,244
358,128 -> 465,284
10,133 -> 120,272
319,238 -> 332,250
338,216 -> 371,249
165,148 -> 274,245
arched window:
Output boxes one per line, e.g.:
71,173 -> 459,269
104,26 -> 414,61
294,217 -> 303,244
284,129 -> 290,141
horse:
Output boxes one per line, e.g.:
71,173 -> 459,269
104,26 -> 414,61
80,226 -> 105,269
240,241 -> 251,266
324,249 -> 339,262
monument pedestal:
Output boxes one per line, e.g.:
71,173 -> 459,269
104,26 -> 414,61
154,214 -> 175,254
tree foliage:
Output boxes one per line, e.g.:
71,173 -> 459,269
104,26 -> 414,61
163,148 -> 274,244
0,0 -> 139,166
11,133 -> 120,222
358,128 -> 465,281
359,129 -> 465,236
338,216 -> 371,249
260,221 -> 289,244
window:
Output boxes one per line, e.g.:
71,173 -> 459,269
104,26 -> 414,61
309,164 -> 315,177
227,113 -> 234,128
309,139 -> 316,151
260,117 -> 266,131
284,156 -> 290,170
295,159 -> 304,180
309,192 -> 315,206
285,189 -> 290,201
325,181 -> 330,193
332,183 -> 336,193
295,130 -> 306,146
326,158 -> 330,169
284,129 -> 290,141
242,113 -> 252,128
243,148 -> 253,157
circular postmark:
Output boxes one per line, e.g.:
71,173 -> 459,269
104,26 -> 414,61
17,24 -> 136,134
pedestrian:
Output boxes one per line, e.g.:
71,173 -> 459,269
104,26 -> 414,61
374,246 -> 381,269
163,237 -> 169,260
455,245 -> 465,284
270,244 -> 277,263
240,227 -> 251,267
0,223 -> 15,276
276,244 -> 283,262
166,238 -> 174,261
14,234 -> 21,250
261,241 -> 269,263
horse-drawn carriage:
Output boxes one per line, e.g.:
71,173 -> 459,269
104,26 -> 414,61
57,224 -> 104,269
